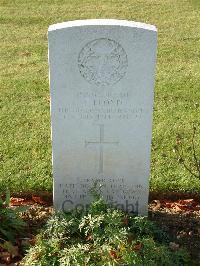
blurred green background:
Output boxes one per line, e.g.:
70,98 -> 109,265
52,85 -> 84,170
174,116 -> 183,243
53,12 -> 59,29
0,0 -> 199,195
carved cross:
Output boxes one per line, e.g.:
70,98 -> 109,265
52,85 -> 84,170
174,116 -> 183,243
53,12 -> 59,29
85,124 -> 119,173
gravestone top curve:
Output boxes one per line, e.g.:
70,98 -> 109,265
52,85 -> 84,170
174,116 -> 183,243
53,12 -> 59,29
48,19 -> 157,32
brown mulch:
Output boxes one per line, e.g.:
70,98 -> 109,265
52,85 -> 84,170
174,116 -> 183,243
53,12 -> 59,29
0,192 -> 200,265
148,198 -> 200,264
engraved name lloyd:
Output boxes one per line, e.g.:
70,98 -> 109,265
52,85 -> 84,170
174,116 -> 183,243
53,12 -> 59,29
58,91 -> 143,120
78,38 -> 128,86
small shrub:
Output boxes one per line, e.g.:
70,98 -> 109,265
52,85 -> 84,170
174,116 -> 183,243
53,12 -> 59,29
173,123 -> 200,180
0,191 -> 26,243
22,195 -> 190,266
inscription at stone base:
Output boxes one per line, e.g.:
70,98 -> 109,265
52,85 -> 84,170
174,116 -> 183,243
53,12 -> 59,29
60,177 -> 146,214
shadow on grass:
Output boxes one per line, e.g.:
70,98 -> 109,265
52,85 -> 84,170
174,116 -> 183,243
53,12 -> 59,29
148,208 -> 200,265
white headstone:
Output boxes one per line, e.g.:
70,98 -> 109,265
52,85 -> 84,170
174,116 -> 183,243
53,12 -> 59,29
48,19 -> 157,215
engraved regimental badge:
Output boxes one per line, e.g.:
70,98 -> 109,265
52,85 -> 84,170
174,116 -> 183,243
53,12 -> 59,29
78,38 -> 128,86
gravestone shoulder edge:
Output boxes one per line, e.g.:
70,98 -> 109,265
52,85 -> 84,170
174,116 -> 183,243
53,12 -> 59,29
48,19 -> 157,33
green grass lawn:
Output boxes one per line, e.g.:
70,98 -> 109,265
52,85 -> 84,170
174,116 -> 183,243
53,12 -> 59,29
0,0 -> 199,195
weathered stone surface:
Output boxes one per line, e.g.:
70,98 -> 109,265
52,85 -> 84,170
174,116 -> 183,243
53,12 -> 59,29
48,19 -> 157,215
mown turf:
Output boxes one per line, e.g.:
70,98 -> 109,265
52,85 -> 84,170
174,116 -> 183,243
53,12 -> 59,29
0,0 -> 199,194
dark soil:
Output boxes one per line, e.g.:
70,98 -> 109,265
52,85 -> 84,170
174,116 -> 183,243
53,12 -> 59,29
148,200 -> 200,265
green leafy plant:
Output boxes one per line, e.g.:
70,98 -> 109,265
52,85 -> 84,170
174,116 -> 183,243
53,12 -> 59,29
0,191 -> 26,243
22,193 -> 190,266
